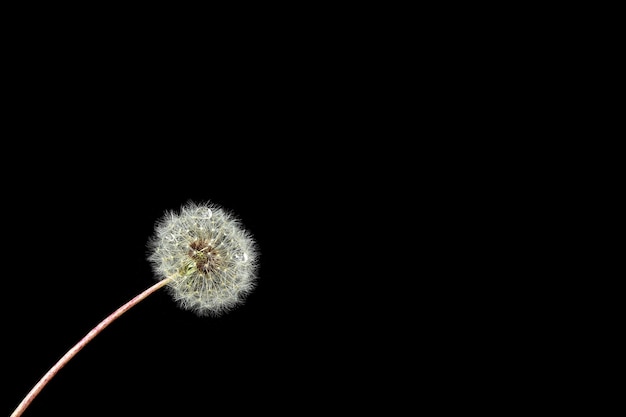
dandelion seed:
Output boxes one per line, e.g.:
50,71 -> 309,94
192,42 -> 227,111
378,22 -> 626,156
148,200 -> 259,317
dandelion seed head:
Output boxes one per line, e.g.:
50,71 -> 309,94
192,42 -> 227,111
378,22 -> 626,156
147,201 -> 259,317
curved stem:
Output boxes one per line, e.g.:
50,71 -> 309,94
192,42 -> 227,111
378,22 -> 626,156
10,277 -> 173,417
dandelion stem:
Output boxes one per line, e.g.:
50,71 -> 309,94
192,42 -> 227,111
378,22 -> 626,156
10,277 -> 174,417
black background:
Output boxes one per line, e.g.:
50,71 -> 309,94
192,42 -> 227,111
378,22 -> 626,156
0,10 -> 455,414
1,6 -> 589,415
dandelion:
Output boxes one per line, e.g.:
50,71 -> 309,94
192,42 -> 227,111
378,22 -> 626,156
10,201 -> 258,417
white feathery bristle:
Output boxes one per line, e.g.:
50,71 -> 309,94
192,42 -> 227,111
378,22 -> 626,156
147,201 -> 259,317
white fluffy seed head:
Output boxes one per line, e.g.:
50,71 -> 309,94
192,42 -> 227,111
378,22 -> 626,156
147,201 -> 259,317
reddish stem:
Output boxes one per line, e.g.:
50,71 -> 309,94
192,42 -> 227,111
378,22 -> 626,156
10,277 -> 173,417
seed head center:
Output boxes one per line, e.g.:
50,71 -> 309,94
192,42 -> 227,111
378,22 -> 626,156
189,239 -> 220,274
